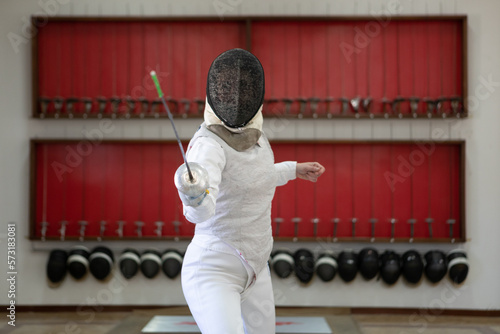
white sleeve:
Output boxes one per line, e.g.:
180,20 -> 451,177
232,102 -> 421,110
182,136 -> 225,224
275,161 -> 297,187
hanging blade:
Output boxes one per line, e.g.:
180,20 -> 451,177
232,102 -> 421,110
116,220 -> 125,238
292,217 -> 301,241
274,217 -> 284,237
59,221 -> 67,241
135,221 -> 144,238
350,96 -> 362,118
408,218 -> 416,242
155,221 -> 164,237
332,218 -> 340,242
351,218 -> 357,238
447,218 -> 456,242
425,217 -> 434,239
78,220 -> 88,242
390,218 -> 397,242
99,220 -> 107,240
311,218 -> 320,238
369,218 -> 377,242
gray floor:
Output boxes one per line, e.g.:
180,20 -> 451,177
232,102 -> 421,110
2,308 -> 499,334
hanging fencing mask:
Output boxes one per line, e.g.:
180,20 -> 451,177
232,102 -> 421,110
447,249 -> 469,284
47,249 -> 68,284
141,250 -> 162,279
402,250 -> 424,284
67,246 -> 90,280
206,48 -> 265,129
294,249 -> 315,284
271,250 -> 294,279
379,250 -> 402,285
162,249 -> 183,279
315,252 -> 338,282
338,250 -> 358,282
119,248 -> 141,279
358,248 -> 379,280
424,250 -> 447,283
89,246 -> 114,281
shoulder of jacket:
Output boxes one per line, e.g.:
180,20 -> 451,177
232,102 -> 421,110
189,125 -> 225,151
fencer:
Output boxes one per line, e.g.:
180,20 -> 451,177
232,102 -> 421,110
175,48 -> 325,334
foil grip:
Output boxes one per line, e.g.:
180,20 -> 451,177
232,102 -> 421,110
174,162 -> 209,197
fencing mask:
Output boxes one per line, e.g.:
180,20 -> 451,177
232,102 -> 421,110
206,48 -> 265,129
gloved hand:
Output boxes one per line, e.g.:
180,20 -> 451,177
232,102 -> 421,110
174,162 -> 209,207
178,190 -> 209,207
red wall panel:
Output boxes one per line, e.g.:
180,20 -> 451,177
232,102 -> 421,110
251,19 -> 463,117
31,141 -> 464,242
34,18 -> 464,118
35,20 -> 246,117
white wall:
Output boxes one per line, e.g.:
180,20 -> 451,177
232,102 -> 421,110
1,0 -> 499,311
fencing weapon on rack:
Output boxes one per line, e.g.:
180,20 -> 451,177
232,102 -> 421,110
296,97 -> 307,118
309,97 -> 321,118
96,97 -> 107,118
194,98 -> 205,115
151,99 -> 162,117
59,220 -> 67,241
274,217 -> 284,237
155,221 -> 164,237
292,217 -> 301,242
116,220 -> 125,238
39,97 -> 51,118
82,98 -> 93,119
98,220 -> 106,241
53,97 -> 64,118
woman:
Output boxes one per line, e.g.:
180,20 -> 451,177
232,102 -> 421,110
175,48 -> 325,334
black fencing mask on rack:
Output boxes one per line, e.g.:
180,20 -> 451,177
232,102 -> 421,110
379,250 -> 401,285
358,248 -> 379,280
119,248 -> 141,279
47,249 -> 68,284
294,249 -> 315,284
162,249 -> 183,279
141,250 -> 162,279
89,246 -> 114,281
447,249 -> 469,284
271,250 -> 294,279
402,250 -> 424,284
67,246 -> 90,280
424,250 -> 447,283
206,48 -> 265,129
315,252 -> 337,282
338,250 -> 358,282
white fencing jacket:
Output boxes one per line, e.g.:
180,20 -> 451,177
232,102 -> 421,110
182,123 -> 296,274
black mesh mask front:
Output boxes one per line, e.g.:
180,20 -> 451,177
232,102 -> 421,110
206,48 -> 265,128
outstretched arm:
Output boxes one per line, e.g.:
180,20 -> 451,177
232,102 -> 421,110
275,161 -> 325,186
275,161 -> 297,186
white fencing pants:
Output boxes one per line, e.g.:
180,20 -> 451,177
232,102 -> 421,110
181,235 -> 276,334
